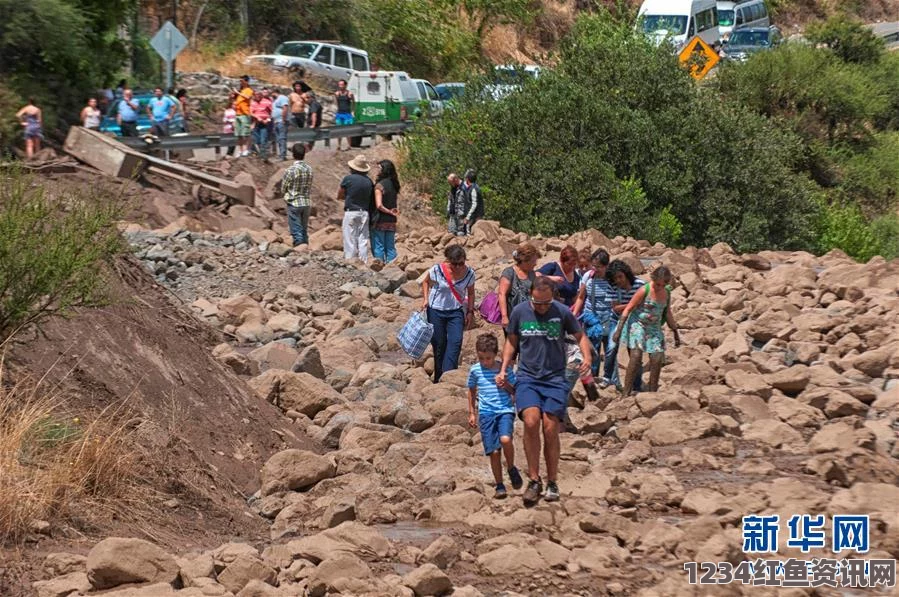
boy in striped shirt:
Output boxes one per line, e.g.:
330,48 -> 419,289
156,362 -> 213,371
468,333 -> 524,499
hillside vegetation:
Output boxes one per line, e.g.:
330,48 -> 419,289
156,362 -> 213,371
403,13 -> 899,261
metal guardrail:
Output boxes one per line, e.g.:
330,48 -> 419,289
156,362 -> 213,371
114,119 -> 418,152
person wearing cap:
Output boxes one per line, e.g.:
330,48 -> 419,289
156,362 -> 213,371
337,155 -> 374,264
233,75 -> 254,157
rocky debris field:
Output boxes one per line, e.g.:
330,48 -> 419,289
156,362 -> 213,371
33,213 -> 899,596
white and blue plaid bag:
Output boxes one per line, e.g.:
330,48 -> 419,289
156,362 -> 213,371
397,310 -> 434,360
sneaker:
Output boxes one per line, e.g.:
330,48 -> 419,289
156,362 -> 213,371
508,466 -> 523,490
544,481 -> 561,502
598,379 -> 610,389
240,150 -> 250,157
494,483 -> 508,499
523,479 -> 543,506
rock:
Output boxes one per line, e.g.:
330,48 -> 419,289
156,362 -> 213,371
402,563 -> 452,596
429,491 -> 488,522
266,242 -> 292,257
852,344 -> 896,378
249,370 -> 341,417
768,395 -> 826,429
43,553 -> 87,577
764,365 -> 810,396
86,537 -> 179,590
399,281 -> 423,299
177,553 -> 215,587
267,312 -> 302,335
419,536 -> 460,570
724,370 -> 772,399
605,486 -> 639,507
247,342 -> 299,372
742,419 -> 803,449
285,522 -> 393,563
293,344 -> 326,379
321,498 -> 356,529
260,449 -> 337,496
217,555 -> 277,594
33,572 -> 92,597
394,407 -> 435,432
285,284 -> 311,301
741,254 -> 771,270
797,388 -> 868,419
218,295 -> 265,325
712,333 -> 751,362
350,361 -> 399,387
680,488 -> 730,515
236,579 -> 283,597
642,411 -> 723,446
809,421 -> 876,454
306,554 -> 371,597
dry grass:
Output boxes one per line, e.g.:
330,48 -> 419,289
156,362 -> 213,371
178,46 -> 294,88
0,359 -> 138,545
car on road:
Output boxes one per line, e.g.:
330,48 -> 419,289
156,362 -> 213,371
435,83 -> 466,110
245,41 -> 370,83
99,92 -> 185,136
485,64 -> 542,100
720,26 -> 782,61
412,78 -> 444,117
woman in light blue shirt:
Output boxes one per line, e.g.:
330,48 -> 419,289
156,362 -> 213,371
420,245 -> 476,382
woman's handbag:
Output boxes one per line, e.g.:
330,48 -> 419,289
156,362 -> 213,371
397,310 -> 434,360
478,291 -> 503,324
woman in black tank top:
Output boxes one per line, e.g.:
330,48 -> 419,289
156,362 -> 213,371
372,159 -> 400,263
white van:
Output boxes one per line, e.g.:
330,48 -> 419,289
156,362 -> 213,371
733,0 -> 770,30
412,79 -> 444,117
246,41 -> 370,83
637,0 -> 720,50
717,1 -> 736,40
347,71 -> 423,123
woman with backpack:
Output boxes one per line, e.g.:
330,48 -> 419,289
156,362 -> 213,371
497,243 -> 540,334
421,245 -> 476,383
612,266 -> 682,396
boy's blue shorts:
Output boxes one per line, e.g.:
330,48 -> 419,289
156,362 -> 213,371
479,411 -> 514,455
515,375 -> 568,421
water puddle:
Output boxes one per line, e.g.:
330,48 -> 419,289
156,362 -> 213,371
376,521 -> 453,545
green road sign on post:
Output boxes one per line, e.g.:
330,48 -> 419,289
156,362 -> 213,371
151,21 -> 189,92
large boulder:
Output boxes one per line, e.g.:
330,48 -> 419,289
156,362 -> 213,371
247,342 -> 299,372
216,555 -> 276,594
249,370 -> 341,417
642,411 -> 724,446
86,537 -> 179,590
260,449 -> 337,496
218,295 -> 265,325
402,563 -> 453,596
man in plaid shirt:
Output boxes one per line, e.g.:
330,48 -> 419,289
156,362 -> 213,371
282,143 -> 313,246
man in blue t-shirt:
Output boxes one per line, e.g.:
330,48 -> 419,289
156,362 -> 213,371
270,88 -> 291,161
147,87 -> 177,136
116,89 -> 140,137
467,333 -> 523,500
497,277 -> 592,506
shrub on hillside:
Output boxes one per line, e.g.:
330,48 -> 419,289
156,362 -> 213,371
815,200 -> 899,262
403,14 -> 819,253
0,366 -> 136,544
0,169 -> 123,344
806,15 -> 885,64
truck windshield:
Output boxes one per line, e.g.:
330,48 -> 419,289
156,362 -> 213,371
718,10 -> 734,26
641,15 -> 688,35
274,42 -> 318,58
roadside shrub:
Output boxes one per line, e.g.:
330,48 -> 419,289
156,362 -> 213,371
404,13 -> 819,252
0,365 -> 137,544
806,15 -> 885,64
814,200 -> 898,262
0,169 -> 123,344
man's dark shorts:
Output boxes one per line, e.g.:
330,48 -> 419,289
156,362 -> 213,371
515,375 -> 568,421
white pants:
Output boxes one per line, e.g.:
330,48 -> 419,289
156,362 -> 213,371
342,210 -> 370,263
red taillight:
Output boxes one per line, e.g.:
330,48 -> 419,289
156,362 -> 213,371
400,106 -> 407,120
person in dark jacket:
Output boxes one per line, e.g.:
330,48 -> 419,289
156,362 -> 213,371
372,159 -> 401,263
461,168 -> 484,235
446,173 -> 465,236
337,155 -> 374,264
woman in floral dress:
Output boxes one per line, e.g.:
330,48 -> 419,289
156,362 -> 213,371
613,266 -> 682,395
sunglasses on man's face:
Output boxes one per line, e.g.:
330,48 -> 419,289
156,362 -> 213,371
530,299 -> 553,306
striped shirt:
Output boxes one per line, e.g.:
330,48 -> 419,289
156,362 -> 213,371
282,161 -> 313,208
580,270 -> 616,323
467,363 -> 516,416
427,264 -> 475,311
614,279 -> 646,320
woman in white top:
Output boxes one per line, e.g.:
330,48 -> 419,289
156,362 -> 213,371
421,244 -> 476,382
81,98 -> 102,130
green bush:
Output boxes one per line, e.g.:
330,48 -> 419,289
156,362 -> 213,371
806,15 -> 885,64
814,199 -> 899,262
835,132 -> 899,216
0,169 -> 123,344
404,14 -> 819,253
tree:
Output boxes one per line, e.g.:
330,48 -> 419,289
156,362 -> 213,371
806,15 -> 885,65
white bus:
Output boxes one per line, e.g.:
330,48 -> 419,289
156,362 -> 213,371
637,0 -> 721,50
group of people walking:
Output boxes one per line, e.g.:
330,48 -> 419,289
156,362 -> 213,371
279,147 -> 400,265
420,241 -> 682,506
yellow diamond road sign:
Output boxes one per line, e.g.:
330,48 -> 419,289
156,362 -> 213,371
678,37 -> 720,80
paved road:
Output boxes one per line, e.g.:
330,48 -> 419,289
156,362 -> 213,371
868,21 -> 899,48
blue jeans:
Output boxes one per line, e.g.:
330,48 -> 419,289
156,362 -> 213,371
274,121 -> 288,159
252,125 -> 269,158
287,205 -> 310,246
427,307 -> 464,383
371,229 -> 397,263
